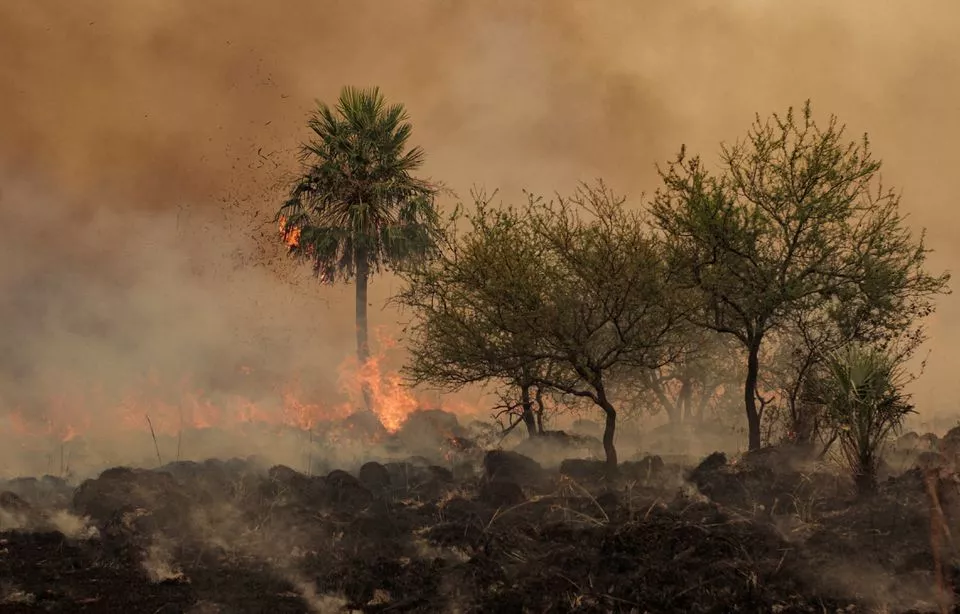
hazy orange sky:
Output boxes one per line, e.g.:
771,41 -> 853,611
1,1 -> 959,428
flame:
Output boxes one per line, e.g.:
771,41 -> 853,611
0,371 -> 352,445
0,334 -> 478,451
359,356 -> 419,432
334,354 -> 416,432
278,381 -> 353,431
278,215 -> 301,249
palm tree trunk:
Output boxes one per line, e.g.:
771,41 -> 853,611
356,259 -> 373,413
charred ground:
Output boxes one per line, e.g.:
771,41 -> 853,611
1,414 -> 959,613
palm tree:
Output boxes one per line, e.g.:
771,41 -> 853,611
822,343 -> 914,496
277,86 -> 441,412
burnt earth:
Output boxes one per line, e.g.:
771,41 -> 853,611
0,450 -> 958,612
482,449 -> 545,486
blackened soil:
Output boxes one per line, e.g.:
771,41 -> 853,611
0,449 -> 957,613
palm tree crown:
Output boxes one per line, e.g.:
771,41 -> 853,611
277,86 -> 441,281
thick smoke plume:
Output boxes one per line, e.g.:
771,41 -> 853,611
1,1 -> 959,472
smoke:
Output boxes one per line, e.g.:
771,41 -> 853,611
1,0 -> 959,464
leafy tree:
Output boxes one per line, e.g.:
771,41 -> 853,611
634,331 -> 740,427
399,183 -> 685,469
397,192 -> 563,438
651,101 -> 949,450
510,184 -> 687,469
277,86 -> 441,411
490,371 -> 557,439
761,231 -> 944,455
822,343 -> 914,495
760,308 -> 880,454
758,322 -> 837,450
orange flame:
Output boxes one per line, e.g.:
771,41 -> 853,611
341,355 -> 420,432
0,335 -> 478,448
278,215 -> 301,248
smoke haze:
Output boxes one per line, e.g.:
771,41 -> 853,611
1,1 -> 959,459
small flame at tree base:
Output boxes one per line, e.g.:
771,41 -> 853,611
340,355 -> 420,432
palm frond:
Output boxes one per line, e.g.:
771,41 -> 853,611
822,342 -> 914,493
276,85 -> 442,281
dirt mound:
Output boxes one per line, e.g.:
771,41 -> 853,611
686,449 -> 842,516
2,449 -> 958,612
570,418 -> 602,439
483,450 -> 545,486
263,465 -> 375,512
0,530 -> 330,612
357,461 -> 391,492
323,469 -> 374,508
513,430 -> 603,465
264,463 -> 328,507
382,460 -> 457,500
559,458 -> 607,481
558,456 -> 667,486
478,480 -> 526,506
73,467 -> 194,528
391,409 -> 472,463
621,455 -> 666,482
0,491 -> 45,530
398,408 -> 464,438
0,475 -> 73,510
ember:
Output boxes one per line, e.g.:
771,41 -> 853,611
278,215 -> 301,249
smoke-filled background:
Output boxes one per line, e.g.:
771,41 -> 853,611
1,1 -> 959,469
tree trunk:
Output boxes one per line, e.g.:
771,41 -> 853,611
355,259 -> 373,413
534,386 -> 545,434
854,449 -> 880,497
695,384 -> 716,424
788,354 -> 818,447
789,399 -> 819,459
597,393 -> 618,472
744,341 -> 762,451
855,470 -> 877,497
649,378 -> 680,425
520,383 -> 537,438
679,379 -> 693,424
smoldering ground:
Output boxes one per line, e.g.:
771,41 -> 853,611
2,3 -> 960,611
1,2 -> 960,466
3,435 -> 959,611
